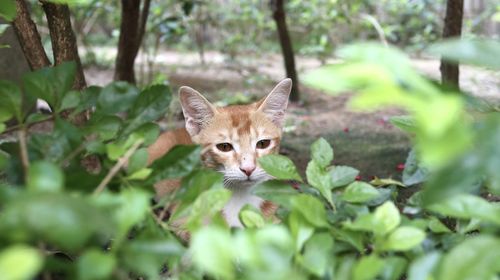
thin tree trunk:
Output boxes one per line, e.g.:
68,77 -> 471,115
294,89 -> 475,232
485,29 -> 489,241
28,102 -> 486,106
114,0 -> 151,84
12,0 -> 51,70
440,0 -> 464,88
41,1 -> 86,90
271,0 -> 300,101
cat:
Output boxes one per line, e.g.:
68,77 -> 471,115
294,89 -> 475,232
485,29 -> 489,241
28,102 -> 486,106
147,78 -> 292,228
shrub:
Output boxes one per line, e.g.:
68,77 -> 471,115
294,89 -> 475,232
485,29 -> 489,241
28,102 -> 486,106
1,39 -> 500,279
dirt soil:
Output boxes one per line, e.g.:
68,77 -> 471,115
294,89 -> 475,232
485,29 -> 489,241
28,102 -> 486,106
84,49 -> 499,180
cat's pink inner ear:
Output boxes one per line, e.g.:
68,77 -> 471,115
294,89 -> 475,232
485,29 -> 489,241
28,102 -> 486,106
258,78 -> 292,128
178,86 -> 216,136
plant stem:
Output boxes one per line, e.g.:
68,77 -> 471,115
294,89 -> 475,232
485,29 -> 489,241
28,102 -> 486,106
93,139 -> 143,195
18,127 -> 30,181
2,116 -> 54,135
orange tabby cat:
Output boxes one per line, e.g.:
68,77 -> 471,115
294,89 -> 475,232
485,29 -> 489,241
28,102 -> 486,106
147,79 -> 292,227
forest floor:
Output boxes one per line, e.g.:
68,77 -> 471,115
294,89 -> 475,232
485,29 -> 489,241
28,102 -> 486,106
84,49 -> 500,180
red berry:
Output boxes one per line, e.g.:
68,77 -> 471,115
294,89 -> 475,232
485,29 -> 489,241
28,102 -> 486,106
355,175 -> 361,181
396,163 -> 405,171
343,127 -> 349,133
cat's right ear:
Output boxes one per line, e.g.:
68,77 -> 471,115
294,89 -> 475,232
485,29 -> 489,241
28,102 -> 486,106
179,86 -> 216,136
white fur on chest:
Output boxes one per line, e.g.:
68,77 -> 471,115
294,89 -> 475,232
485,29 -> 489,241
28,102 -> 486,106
223,184 -> 263,228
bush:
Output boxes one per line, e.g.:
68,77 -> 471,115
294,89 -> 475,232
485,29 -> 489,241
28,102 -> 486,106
1,39 -> 500,279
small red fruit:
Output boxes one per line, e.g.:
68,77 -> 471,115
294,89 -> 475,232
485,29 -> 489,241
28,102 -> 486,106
396,163 -> 405,171
343,127 -> 349,133
355,175 -> 361,181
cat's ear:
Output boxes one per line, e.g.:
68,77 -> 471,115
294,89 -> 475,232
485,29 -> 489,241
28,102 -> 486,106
257,78 -> 292,128
179,86 -> 216,136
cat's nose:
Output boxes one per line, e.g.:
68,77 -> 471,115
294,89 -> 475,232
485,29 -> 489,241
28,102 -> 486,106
240,166 -> 256,177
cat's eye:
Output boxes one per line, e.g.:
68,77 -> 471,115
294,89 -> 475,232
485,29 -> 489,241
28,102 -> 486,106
216,143 -> 233,152
256,139 -> 271,149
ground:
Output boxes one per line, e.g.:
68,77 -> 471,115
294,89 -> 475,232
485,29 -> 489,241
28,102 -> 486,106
84,49 -> 500,180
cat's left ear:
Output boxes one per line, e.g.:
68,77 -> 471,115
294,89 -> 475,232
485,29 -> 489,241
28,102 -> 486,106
257,78 -> 292,128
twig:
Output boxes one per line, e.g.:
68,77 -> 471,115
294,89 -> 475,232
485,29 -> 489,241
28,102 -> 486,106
93,139 -> 143,195
2,116 -> 54,135
18,128 -> 30,181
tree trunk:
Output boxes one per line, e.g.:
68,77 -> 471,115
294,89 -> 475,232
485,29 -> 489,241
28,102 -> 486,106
440,0 -> 464,88
114,0 -> 151,84
271,0 -> 300,102
41,1 -> 86,90
12,0 -> 51,70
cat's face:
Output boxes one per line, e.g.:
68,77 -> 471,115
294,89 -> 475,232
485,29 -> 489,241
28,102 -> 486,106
179,79 -> 292,186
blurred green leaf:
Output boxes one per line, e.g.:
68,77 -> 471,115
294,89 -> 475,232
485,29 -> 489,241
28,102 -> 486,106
390,115 -> 417,133
402,149 -> 430,186
60,90 -> 81,111
0,193 -> 113,250
127,148 -> 148,174
97,81 -> 139,114
381,226 -> 425,251
310,137 -> 333,168
299,233 -> 333,277
341,181 -> 380,203
149,145 -> 201,183
353,254 -> 384,280
77,249 -> 116,280
439,236 -> 500,280
186,188 -> 231,230
428,39 -> 500,70
190,227 -> 234,279
87,115 -> 122,141
427,194 -> 500,225
27,161 -> 64,192
0,0 -> 16,21
240,208 -> 265,228
408,252 -> 441,280
330,165 -> 359,188
380,256 -> 407,280
258,154 -> 302,182
114,189 -> 150,243
129,122 -> 160,146
0,245 -> 43,280
0,80 -> 22,122
428,217 -> 451,233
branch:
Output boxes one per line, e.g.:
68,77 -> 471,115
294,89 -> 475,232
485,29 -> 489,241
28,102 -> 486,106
93,139 -> 144,195
18,128 -> 30,181
136,0 -> 151,54
40,0 -> 87,90
12,0 -> 51,70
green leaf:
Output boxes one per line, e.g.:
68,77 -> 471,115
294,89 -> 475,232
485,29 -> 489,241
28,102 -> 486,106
77,249 -> 116,280
381,256 -> 408,280
428,39 -> 500,70
299,233 -> 333,277
402,149 -> 430,186
306,160 -> 333,206
186,188 -> 231,230
258,154 -> 302,182
428,217 -> 451,233
252,180 -> 297,208
0,0 -> 16,21
128,122 -> 160,146
370,177 -> 406,188
60,90 -> 80,111
427,194 -> 500,225
408,252 -> 441,280
341,181 -> 380,203
240,208 -> 265,228
97,81 -> 139,114
311,137 -> 333,168
0,80 -> 22,122
126,168 -> 152,180
353,254 -> 384,280
381,226 -> 425,251
0,245 -> 43,280
289,211 -> 315,252
122,84 -> 172,135
0,193 -> 113,250
113,189 -> 150,243
390,115 -> 417,133
127,148 -> 148,174
87,115 -> 122,141
190,227 -> 234,279
330,165 -> 359,188
149,145 -> 201,183
439,236 -> 500,280
290,194 -> 328,228
27,161 -> 64,192
373,201 -> 401,236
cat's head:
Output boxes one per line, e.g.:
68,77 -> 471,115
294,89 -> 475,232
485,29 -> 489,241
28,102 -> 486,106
179,79 -> 292,186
